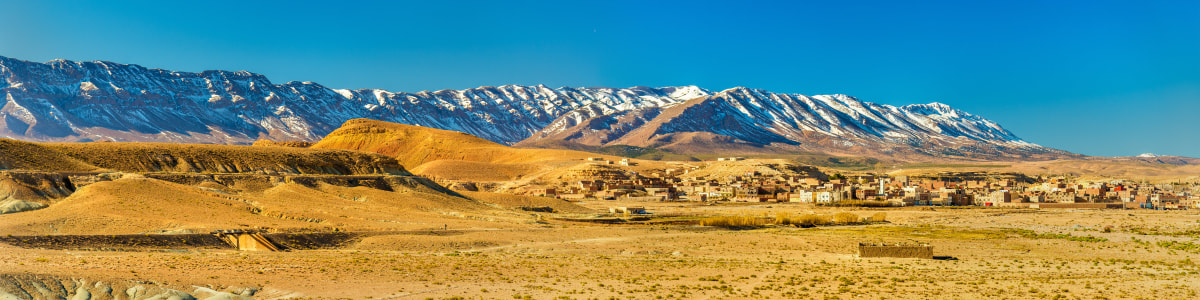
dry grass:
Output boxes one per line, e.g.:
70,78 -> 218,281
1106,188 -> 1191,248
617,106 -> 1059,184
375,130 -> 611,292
869,212 -> 887,223
699,216 -> 768,227
833,212 -> 861,224
775,213 -> 831,226
4,201 -> 1200,299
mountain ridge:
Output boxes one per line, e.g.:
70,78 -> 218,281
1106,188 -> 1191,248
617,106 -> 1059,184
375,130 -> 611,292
519,86 -> 1065,160
1,55 -> 1071,160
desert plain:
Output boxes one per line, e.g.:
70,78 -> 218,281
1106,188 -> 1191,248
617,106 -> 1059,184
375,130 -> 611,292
1,119 -> 1198,299
4,201 -> 1200,299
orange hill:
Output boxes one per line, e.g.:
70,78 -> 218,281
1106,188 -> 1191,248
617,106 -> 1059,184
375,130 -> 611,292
0,174 -> 530,235
0,133 -> 598,234
311,119 -> 645,182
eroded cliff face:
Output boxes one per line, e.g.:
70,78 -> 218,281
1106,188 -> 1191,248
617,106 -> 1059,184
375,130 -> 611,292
0,136 -> 439,215
0,171 -> 77,214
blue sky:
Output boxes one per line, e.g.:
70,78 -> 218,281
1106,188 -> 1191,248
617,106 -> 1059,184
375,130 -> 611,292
2,0 -> 1198,157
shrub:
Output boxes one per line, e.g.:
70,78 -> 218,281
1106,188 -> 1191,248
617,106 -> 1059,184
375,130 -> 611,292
800,214 -> 832,226
1013,229 -> 1107,242
833,212 -> 860,224
869,212 -> 887,223
700,216 -> 767,227
1157,241 -> 1200,253
775,213 -> 831,227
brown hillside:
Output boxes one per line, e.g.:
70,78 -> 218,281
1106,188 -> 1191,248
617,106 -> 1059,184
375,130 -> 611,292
0,139 -> 98,172
312,119 -> 586,165
0,176 -> 304,235
312,119 -> 652,182
46,142 -> 407,175
0,175 -> 533,235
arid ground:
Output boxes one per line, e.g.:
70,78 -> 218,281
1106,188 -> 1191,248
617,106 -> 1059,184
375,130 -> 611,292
2,120 -> 1199,299
4,201 -> 1199,299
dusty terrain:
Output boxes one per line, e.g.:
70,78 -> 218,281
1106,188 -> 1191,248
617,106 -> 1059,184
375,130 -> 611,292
4,203 -> 1200,299
2,119 -> 1199,299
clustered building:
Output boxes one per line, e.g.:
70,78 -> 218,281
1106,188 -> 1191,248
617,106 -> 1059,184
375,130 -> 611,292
525,163 -> 1199,209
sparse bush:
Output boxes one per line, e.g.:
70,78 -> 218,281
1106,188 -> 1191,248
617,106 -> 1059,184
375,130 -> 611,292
1157,241 -> 1200,253
832,212 -> 860,224
700,216 -> 768,227
1013,229 -> 1107,242
869,212 -> 887,223
775,213 -> 832,227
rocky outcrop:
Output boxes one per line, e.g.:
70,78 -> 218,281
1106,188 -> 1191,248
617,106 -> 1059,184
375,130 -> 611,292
0,171 -> 78,214
0,273 -> 287,300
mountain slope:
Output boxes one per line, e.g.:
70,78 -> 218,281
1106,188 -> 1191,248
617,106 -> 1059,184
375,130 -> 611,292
0,55 -> 708,144
518,87 -> 1072,160
1,55 -> 1068,160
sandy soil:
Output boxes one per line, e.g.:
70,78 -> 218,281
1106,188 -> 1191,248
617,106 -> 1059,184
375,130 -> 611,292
3,202 -> 1199,299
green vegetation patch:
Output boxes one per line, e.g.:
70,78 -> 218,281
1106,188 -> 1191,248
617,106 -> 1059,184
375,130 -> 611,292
1156,241 -> 1200,253
1008,229 -> 1108,242
1127,227 -> 1200,239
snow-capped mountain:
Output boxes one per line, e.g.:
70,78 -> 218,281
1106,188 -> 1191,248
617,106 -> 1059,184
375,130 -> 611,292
0,55 -> 1069,159
518,87 -> 1069,159
0,55 -> 708,144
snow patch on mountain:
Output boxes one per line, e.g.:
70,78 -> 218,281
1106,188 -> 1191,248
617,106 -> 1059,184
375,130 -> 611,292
0,55 -> 1063,159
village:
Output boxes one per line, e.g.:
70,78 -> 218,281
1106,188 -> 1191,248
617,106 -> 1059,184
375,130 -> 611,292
525,157 -> 1200,210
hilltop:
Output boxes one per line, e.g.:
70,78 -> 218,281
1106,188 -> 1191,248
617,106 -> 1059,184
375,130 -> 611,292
311,119 -> 652,184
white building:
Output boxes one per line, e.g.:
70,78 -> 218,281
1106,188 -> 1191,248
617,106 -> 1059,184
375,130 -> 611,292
815,191 -> 844,203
